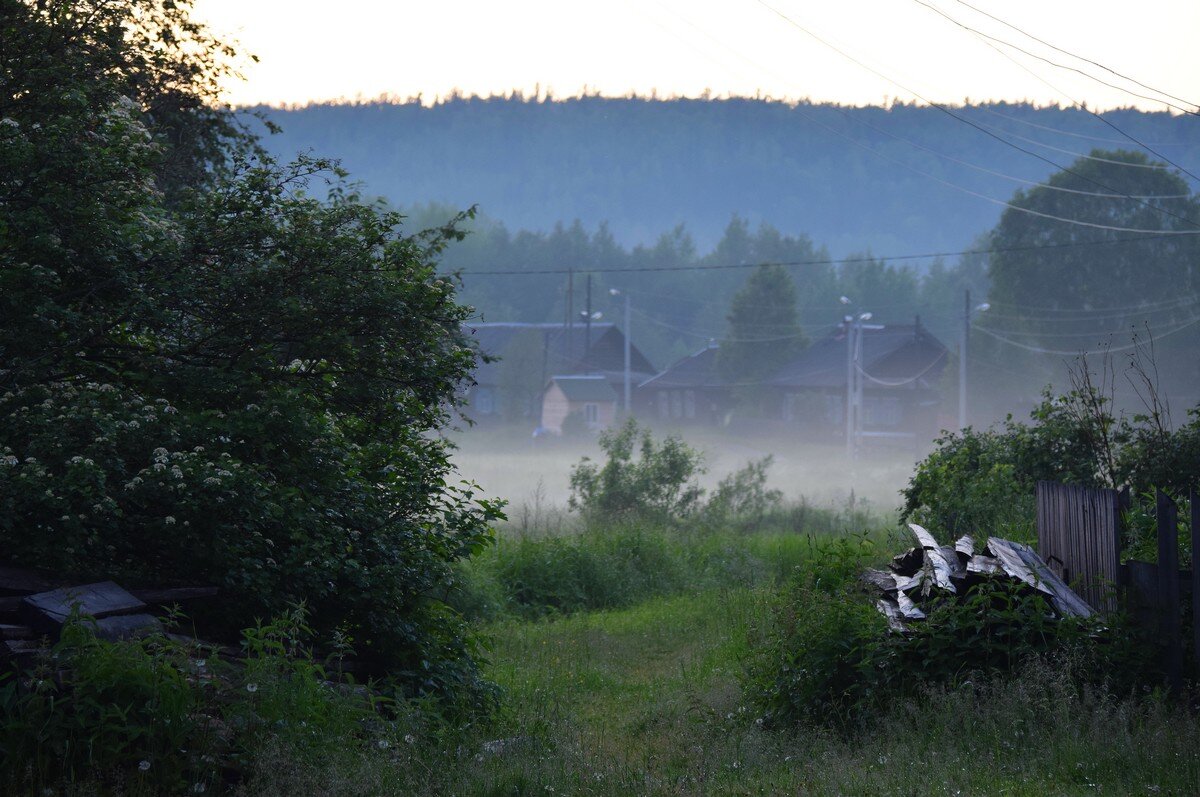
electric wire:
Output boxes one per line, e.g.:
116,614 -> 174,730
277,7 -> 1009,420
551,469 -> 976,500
952,0 -> 1200,112
753,0 -> 1200,230
971,315 -> 1200,355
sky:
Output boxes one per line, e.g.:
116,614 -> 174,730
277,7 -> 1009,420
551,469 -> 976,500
191,0 -> 1200,112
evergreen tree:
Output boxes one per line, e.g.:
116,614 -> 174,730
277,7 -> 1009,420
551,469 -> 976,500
718,264 -> 805,396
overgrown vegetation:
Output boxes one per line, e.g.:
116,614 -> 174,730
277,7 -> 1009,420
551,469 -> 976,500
0,0 -> 502,702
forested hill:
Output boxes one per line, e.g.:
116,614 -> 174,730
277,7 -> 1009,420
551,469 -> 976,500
251,96 -> 1200,256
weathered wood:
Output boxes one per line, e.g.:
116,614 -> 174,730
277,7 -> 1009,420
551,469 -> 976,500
890,547 -> 923,576
907,523 -> 939,550
966,555 -> 1002,575
1123,560 -> 1162,632
861,569 -> 898,593
129,586 -> 219,605
1,639 -> 39,669
895,590 -> 927,620
1192,487 -> 1200,685
875,598 -> 907,633
22,582 -> 147,633
1035,480 -> 1121,614
0,565 -> 57,596
0,624 -> 34,640
0,596 -> 23,616
1157,490 -> 1183,692
93,614 -> 162,641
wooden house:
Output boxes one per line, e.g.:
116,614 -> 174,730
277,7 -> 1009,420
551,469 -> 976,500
541,375 -> 618,434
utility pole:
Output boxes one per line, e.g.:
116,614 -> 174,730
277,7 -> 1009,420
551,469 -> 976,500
566,269 -> 574,371
959,289 -> 969,430
622,290 -> 631,413
584,274 -> 592,370
844,315 -> 855,459
854,317 -> 865,455
958,289 -> 990,430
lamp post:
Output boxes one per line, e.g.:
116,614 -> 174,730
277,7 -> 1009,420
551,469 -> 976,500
958,289 -> 990,430
840,297 -> 872,459
609,288 -> 632,414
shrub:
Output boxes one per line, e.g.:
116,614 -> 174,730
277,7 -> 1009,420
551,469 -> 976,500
0,0 -> 504,703
0,609 -> 398,796
704,456 -> 784,531
568,420 -> 705,525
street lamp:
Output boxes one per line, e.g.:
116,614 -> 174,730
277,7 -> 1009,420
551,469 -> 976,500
841,298 -> 873,459
609,288 -> 631,414
959,290 -> 990,430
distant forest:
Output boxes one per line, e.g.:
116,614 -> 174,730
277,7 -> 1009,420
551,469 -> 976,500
251,96 -> 1200,417
252,95 -> 1200,255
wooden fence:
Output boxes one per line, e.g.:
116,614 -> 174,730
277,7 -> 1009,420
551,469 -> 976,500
1036,481 -> 1198,690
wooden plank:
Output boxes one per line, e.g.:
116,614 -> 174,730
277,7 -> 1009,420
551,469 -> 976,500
93,614 -> 162,641
1192,487 -> 1200,684
0,565 -> 58,596
1035,480 -> 1121,615
0,624 -> 34,640
1157,490 -> 1182,692
22,582 -> 146,632
129,587 -> 219,605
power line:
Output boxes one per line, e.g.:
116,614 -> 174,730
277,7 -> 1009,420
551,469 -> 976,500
753,0 -> 1200,230
450,233 -> 1188,277
910,0 -> 1199,116
969,105 -> 1182,148
971,315 -> 1200,355
953,0 -> 1200,113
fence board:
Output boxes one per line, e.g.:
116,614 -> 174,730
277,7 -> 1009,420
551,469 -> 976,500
1156,490 -> 1182,692
1192,487 -> 1199,683
1036,481 -> 1121,614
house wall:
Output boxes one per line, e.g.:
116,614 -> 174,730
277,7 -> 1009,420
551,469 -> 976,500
541,384 -> 571,433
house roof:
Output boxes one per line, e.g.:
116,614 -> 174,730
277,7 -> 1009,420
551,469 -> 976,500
463,322 -> 656,387
550,375 -> 618,402
770,324 -> 948,390
639,342 -> 726,389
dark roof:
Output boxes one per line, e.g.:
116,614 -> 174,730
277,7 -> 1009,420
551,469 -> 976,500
550,375 -> 618,402
463,322 -> 656,387
771,324 -> 948,390
639,343 -> 726,389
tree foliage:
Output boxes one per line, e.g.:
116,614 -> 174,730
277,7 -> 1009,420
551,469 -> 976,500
718,263 -> 805,393
0,0 -> 502,704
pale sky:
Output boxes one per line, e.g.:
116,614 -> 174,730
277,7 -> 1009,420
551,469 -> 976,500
192,0 -> 1200,112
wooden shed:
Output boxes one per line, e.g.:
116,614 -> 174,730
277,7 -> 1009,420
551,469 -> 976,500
541,375 -> 618,434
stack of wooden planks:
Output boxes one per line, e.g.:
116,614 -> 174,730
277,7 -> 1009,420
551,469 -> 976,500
0,564 -> 217,671
865,523 -> 1095,633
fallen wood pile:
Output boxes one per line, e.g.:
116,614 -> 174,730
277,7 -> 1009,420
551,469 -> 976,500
0,563 -> 219,671
865,524 -> 1094,633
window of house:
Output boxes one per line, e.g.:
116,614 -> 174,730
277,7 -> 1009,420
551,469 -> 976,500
584,403 -> 598,424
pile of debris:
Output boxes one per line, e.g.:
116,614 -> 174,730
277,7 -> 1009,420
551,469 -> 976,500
0,564 -> 219,671
864,524 -> 1094,633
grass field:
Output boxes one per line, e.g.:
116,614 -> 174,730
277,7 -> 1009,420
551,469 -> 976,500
245,525 -> 1200,796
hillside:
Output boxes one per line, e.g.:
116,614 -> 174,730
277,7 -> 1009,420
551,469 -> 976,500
252,96 -> 1200,256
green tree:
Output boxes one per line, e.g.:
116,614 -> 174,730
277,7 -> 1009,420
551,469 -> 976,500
718,264 -> 805,400
0,0 -> 501,705
498,328 -> 545,423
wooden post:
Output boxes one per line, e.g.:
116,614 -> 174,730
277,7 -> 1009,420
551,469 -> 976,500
1191,487 -> 1199,684
1156,489 -> 1182,692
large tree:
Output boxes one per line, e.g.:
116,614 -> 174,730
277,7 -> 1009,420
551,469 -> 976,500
985,149 -> 1200,404
0,0 -> 500,704
718,264 -> 805,399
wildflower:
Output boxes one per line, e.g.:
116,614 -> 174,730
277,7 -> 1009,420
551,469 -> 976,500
245,683 -> 258,693
165,516 -> 176,525
404,734 -> 416,745
377,738 -> 390,750
138,760 -> 151,772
